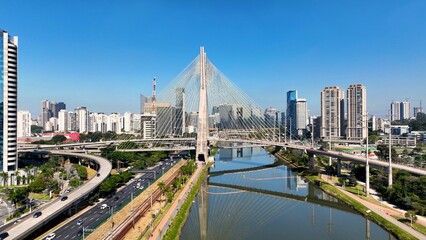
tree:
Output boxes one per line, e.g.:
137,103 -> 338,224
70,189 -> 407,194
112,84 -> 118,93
69,178 -> 82,188
0,172 -> 9,186
76,165 -> 88,180
15,171 -> 22,185
28,178 -> 47,193
31,125 -> 43,134
51,135 -> 67,144
376,144 -> 397,160
405,211 -> 417,226
158,181 -> 166,203
8,188 -> 29,206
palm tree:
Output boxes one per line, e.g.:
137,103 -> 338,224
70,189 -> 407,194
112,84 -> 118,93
24,166 -> 32,183
22,175 -> 27,185
157,181 -> 166,203
14,171 -> 21,185
0,172 -> 9,187
27,174 -> 35,183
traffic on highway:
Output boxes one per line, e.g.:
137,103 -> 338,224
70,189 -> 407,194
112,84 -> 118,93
47,158 -> 176,240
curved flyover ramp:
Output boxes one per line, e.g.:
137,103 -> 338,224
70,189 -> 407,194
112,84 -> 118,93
6,151 -> 112,240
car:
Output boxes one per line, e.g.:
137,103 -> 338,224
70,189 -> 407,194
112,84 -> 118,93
0,232 -> 9,240
100,203 -> 108,210
77,219 -> 83,225
33,211 -> 42,218
114,196 -> 119,201
46,232 -> 56,240
96,173 -> 100,177
61,196 -> 68,201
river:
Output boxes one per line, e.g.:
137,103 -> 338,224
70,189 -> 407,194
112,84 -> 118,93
180,147 -> 395,240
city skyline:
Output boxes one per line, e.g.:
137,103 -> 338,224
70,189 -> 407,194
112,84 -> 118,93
2,1 -> 426,117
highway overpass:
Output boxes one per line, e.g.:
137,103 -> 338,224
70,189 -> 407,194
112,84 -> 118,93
5,151 -> 112,239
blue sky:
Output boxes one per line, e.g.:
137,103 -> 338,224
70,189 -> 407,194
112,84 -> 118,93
2,1 -> 426,117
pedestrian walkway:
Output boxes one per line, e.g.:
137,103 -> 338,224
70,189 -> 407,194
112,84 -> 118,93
321,175 -> 425,240
150,162 -> 203,240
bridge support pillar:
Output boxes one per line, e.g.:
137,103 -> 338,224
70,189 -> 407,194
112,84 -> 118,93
196,47 -> 209,162
336,159 -> 342,177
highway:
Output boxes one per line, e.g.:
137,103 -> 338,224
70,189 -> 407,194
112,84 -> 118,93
46,159 -> 175,240
4,152 -> 112,240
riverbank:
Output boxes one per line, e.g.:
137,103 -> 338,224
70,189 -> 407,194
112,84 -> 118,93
271,148 -> 422,240
161,162 -> 212,240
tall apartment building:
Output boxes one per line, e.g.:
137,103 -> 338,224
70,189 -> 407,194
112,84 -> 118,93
390,101 -> 400,121
75,107 -> 89,133
320,86 -> 345,140
41,100 -> 66,129
295,99 -> 308,136
346,84 -> 367,140
174,88 -> 185,136
108,113 -> 122,133
17,110 -> 31,138
1,30 -> 18,172
400,101 -> 410,120
58,109 -> 68,132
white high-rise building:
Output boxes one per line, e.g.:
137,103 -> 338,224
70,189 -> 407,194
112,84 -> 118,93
124,112 -> 133,132
132,114 -> 142,132
400,101 -> 410,120
390,101 -> 400,121
346,84 -> 367,140
75,107 -> 89,133
321,86 -> 345,140
90,112 -> 108,133
58,109 -> 68,133
49,117 -> 58,132
141,113 -> 156,139
295,99 -> 308,136
1,30 -> 18,173
17,111 -> 31,138
108,113 -> 122,133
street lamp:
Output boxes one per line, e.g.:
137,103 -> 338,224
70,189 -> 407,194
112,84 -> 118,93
363,113 -> 370,197
388,122 -> 393,186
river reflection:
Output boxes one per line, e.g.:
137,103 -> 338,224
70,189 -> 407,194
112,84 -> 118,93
180,147 -> 395,240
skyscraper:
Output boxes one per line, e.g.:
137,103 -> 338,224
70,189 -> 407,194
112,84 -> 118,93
58,109 -> 68,132
174,88 -> 185,136
75,107 -> 89,133
286,90 -> 297,135
346,84 -> 367,140
1,30 -> 18,172
321,86 -> 345,140
295,99 -> 308,136
400,101 -> 410,120
390,101 -> 400,121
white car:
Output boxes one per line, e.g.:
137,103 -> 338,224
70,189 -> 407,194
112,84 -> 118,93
100,203 -> 108,210
46,232 -> 56,240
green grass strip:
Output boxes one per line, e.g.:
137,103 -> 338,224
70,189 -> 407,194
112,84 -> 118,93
306,176 -> 417,240
163,163 -> 213,240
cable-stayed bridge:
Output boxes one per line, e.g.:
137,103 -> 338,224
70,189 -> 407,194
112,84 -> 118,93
19,47 -> 426,179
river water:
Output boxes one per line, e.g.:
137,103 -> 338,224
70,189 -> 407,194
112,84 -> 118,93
180,147 -> 395,240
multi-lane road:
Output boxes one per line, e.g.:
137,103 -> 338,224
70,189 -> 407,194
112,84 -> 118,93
47,158 -> 175,240
4,152 -> 112,240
